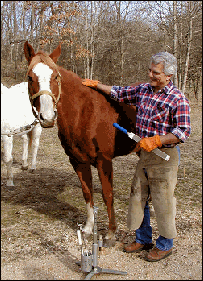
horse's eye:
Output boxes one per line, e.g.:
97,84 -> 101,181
28,76 -> 32,81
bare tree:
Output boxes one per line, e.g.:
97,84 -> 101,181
1,0 -> 201,97
181,2 -> 194,94
173,1 -> 178,86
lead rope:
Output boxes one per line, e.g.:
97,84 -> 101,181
1,119 -> 39,137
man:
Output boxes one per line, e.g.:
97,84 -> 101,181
82,52 -> 191,262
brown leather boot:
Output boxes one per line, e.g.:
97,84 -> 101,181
123,242 -> 153,253
145,247 -> 172,262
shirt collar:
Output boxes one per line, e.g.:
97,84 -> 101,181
149,80 -> 174,95
163,80 -> 174,95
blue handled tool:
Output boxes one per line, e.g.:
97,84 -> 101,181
113,123 -> 170,161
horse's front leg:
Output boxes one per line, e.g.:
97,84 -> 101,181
21,133 -> 29,170
30,123 -> 42,171
69,158 -> 94,235
2,135 -> 14,186
97,155 -> 116,243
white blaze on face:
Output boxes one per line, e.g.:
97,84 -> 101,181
33,63 -> 55,120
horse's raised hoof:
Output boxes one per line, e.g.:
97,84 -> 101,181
82,224 -> 93,236
103,238 -> 116,248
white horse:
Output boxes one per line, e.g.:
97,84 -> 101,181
1,82 -> 42,186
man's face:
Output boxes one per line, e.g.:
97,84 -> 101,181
148,63 -> 171,90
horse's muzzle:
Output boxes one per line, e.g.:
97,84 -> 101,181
40,120 -> 55,128
39,111 -> 57,128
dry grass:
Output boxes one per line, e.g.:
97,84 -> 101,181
1,93 -> 202,280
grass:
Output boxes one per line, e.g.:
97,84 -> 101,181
1,95 -> 202,236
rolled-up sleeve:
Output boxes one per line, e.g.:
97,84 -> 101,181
171,98 -> 191,142
111,86 -> 137,103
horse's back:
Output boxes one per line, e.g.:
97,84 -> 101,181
1,82 -> 35,134
57,69 -> 137,162
57,70 -> 116,161
1,83 -> 9,95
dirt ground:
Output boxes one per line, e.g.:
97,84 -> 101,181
1,92 -> 202,280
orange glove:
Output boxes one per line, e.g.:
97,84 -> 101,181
82,79 -> 100,90
135,135 -> 162,152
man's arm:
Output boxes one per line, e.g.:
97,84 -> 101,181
97,83 -> 112,96
82,79 -> 138,103
136,133 -> 180,153
82,79 -> 112,95
160,133 -> 180,146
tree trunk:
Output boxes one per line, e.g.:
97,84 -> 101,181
181,2 -> 193,94
178,2 -> 184,89
90,2 -> 96,79
173,1 -> 178,86
12,2 -> 18,79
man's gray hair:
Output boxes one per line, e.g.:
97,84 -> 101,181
150,52 -> 177,76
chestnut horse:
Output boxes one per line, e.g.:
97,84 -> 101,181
24,41 -> 141,243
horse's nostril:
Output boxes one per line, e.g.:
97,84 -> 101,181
40,113 -> 44,121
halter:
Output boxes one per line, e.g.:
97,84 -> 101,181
28,72 -> 61,116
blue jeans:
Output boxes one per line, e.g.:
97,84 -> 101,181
135,201 -> 173,251
176,145 -> 181,166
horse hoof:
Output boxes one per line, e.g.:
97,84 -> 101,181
82,225 -> 93,236
21,165 -> 28,170
29,169 -> 35,173
6,185 -> 15,190
6,181 -> 14,187
103,238 -> 116,248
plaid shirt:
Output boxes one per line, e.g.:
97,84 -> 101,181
111,81 -> 191,145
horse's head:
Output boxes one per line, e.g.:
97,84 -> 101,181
24,41 -> 61,128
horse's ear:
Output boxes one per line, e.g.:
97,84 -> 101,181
49,44 -> 61,63
24,41 -> 35,63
